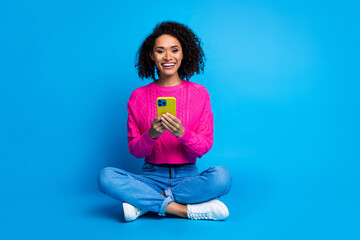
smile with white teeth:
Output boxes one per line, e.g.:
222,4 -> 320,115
162,63 -> 175,66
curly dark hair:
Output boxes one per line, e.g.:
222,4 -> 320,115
135,21 -> 205,81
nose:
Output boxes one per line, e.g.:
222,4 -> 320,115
164,51 -> 172,61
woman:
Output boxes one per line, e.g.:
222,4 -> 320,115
98,21 -> 232,221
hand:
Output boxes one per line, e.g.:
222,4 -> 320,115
149,116 -> 166,139
160,113 -> 185,138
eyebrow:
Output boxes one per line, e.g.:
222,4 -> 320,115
155,45 -> 180,49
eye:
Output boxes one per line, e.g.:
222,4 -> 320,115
172,49 -> 179,53
156,50 -> 163,54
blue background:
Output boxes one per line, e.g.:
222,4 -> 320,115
1,0 -> 359,239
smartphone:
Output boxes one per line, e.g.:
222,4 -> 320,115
157,97 -> 176,117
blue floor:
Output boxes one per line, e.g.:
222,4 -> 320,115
2,164 -> 358,240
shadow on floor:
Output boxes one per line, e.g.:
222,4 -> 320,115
86,203 -> 181,222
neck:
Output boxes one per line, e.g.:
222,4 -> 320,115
156,73 -> 182,87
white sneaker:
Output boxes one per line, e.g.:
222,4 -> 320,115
122,202 -> 148,222
187,199 -> 229,220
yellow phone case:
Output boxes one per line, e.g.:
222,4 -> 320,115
157,97 -> 176,117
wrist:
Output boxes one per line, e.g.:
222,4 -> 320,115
147,130 -> 158,141
149,131 -> 157,139
178,128 -> 191,143
177,127 -> 185,138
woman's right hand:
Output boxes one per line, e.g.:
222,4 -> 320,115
149,116 -> 165,139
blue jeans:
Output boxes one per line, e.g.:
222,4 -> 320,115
98,163 -> 232,216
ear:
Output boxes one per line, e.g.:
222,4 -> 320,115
149,51 -> 155,61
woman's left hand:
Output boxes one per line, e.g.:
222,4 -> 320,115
160,113 -> 185,138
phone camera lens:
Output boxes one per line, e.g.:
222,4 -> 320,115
158,99 -> 167,107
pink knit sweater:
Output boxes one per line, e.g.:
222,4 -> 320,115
127,80 -> 214,164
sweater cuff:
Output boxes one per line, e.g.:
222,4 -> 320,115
144,130 -> 157,145
178,128 -> 192,144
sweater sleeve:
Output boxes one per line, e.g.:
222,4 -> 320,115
178,88 -> 214,158
127,94 -> 156,158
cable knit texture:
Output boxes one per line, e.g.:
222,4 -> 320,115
127,80 -> 213,164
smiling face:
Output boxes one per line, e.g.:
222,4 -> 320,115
150,34 -> 183,79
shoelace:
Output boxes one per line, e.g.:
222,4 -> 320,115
188,209 -> 215,220
135,208 -> 141,215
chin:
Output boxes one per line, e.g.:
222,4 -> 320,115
160,70 -> 178,77
163,73 -> 176,77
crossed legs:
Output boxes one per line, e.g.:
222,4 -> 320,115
98,166 -> 232,218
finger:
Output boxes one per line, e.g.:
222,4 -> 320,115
162,114 -> 179,129
153,117 -> 162,123
154,116 -> 164,126
161,120 -> 176,133
161,116 -> 178,132
156,126 -> 165,133
158,126 -> 166,132
161,121 -> 172,132
153,124 -> 165,135
165,113 -> 181,123
155,122 -> 165,130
